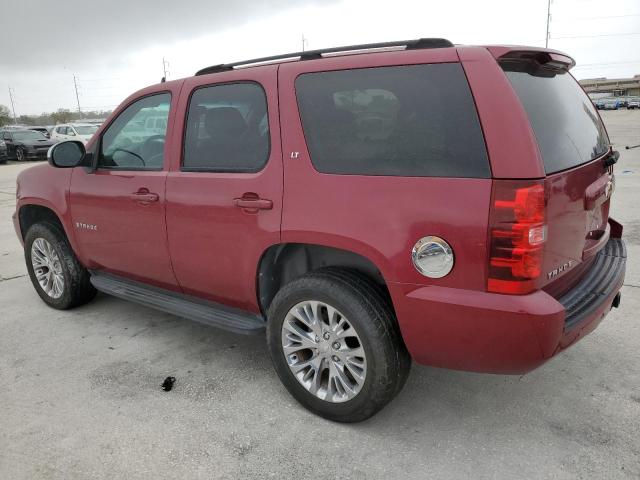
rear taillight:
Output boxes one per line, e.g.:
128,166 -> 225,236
488,180 -> 546,295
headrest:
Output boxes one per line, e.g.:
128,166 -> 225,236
204,107 -> 247,138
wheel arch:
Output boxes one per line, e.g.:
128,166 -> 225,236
18,203 -> 76,250
256,243 -> 393,315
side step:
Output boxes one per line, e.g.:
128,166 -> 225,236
90,272 -> 265,335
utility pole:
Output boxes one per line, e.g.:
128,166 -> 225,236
162,57 -> 170,82
301,34 -> 307,52
8,86 -> 17,124
73,75 -> 81,114
545,0 -> 552,48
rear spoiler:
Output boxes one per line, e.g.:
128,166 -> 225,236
485,46 -> 576,73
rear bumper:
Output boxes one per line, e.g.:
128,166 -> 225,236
391,237 -> 626,374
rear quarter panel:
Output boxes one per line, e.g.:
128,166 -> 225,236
278,48 -> 492,290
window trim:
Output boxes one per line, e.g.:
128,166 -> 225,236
180,80 -> 271,174
96,91 -> 172,172
293,63 -> 491,179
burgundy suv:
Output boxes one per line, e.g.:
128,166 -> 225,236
13,39 -> 626,422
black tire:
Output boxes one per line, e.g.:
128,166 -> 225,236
24,222 -> 96,310
267,268 -> 411,422
15,147 -> 25,161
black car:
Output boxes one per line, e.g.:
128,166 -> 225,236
0,129 -> 57,161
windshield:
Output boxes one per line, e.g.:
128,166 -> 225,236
501,62 -> 609,174
13,131 -> 47,141
74,125 -> 98,135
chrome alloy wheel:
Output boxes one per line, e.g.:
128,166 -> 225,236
281,300 -> 367,403
31,238 -> 64,299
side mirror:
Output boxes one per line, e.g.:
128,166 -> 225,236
48,140 -> 86,168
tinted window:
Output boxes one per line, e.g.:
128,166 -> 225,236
56,127 -> 67,134
502,63 -> 609,174
295,63 -> 490,177
14,131 -> 46,141
99,93 -> 171,170
183,83 -> 269,172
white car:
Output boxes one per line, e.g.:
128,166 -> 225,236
50,123 -> 99,144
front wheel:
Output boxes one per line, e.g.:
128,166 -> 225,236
25,223 -> 96,309
267,268 -> 411,422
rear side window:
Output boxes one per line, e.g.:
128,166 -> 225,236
295,63 -> 490,178
183,82 -> 269,172
501,63 -> 609,174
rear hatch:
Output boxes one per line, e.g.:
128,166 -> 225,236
500,54 -> 613,296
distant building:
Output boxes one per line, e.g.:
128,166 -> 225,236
579,75 -> 640,97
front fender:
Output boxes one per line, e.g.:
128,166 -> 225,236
15,164 -> 82,260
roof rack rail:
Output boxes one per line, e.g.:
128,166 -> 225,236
195,38 -> 454,76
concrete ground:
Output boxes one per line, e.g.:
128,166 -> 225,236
1,110 -> 639,479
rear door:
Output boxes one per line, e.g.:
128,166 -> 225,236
498,55 -> 613,293
165,66 -> 282,313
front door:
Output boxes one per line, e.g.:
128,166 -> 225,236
165,67 -> 283,312
69,91 -> 180,290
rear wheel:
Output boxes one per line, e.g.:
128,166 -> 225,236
25,223 -> 96,309
15,147 -> 25,161
267,268 -> 410,422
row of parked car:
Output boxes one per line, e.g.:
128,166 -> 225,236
594,96 -> 640,110
0,123 -> 99,164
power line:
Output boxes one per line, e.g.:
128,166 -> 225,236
571,13 -> 640,20
552,31 -> 640,39
575,60 -> 640,67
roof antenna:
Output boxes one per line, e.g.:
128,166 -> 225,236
161,76 -> 166,83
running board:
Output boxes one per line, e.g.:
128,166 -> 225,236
90,272 -> 265,335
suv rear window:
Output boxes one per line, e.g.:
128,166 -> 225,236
501,62 -> 609,174
295,63 -> 490,178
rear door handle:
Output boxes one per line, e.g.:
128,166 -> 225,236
233,196 -> 273,211
130,189 -> 159,204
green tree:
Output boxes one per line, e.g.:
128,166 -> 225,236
18,115 -> 35,126
0,104 -> 12,127
51,108 -> 73,124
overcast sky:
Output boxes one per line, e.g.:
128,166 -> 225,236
0,0 -> 638,116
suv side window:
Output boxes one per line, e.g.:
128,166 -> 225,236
99,93 -> 171,170
183,82 -> 269,172
56,127 -> 67,135
295,63 -> 490,178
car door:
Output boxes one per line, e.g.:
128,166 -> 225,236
69,88 -> 181,290
165,66 -> 283,312
52,126 -> 65,141
1,132 -> 15,157
66,126 -> 78,140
